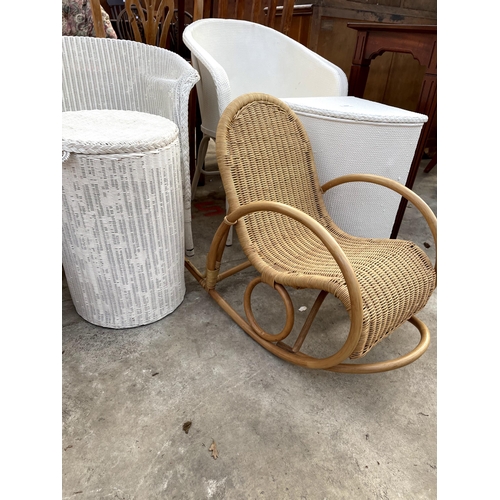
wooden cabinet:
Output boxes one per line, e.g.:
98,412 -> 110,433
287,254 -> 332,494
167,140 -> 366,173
306,0 -> 436,116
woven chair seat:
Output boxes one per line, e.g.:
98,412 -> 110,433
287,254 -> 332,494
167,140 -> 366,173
244,215 -> 435,358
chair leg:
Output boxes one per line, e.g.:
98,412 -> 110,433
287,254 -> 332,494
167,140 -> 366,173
184,213 -> 195,257
225,198 -> 233,247
191,134 -> 211,200
191,134 -> 233,245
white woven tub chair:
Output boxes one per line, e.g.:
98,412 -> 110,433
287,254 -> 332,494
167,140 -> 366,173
62,35 -> 199,256
183,18 -> 348,245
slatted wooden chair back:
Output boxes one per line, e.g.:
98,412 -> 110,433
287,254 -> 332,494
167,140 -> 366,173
122,0 -> 175,47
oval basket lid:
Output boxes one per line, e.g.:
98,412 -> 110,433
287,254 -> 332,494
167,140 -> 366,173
62,110 -> 179,155
283,96 -> 428,124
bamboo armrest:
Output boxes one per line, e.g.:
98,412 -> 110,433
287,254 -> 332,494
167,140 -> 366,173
321,174 -> 437,272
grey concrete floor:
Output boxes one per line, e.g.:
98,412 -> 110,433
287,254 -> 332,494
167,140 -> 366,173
62,147 -> 437,500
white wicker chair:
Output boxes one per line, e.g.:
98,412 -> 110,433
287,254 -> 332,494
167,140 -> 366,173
62,35 -> 199,255
182,18 -> 348,196
183,18 -> 347,245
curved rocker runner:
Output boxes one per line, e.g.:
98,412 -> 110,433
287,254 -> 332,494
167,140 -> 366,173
185,93 -> 437,374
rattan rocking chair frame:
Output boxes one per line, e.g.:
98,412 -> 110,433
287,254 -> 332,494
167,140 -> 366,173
185,93 -> 437,374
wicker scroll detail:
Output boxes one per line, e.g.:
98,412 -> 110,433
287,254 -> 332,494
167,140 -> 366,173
243,277 -> 295,342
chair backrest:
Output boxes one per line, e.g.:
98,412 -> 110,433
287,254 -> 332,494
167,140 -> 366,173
111,0 -> 174,47
216,93 -> 335,247
116,5 -> 148,41
111,1 -> 193,54
63,36 -> 178,117
183,18 -> 348,137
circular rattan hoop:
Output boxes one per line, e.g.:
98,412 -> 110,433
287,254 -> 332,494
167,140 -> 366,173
244,277 -> 295,342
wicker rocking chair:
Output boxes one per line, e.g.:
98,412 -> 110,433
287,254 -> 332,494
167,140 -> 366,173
185,93 -> 437,374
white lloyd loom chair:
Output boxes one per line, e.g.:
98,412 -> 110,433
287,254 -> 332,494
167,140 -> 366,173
183,17 -> 347,245
185,93 -> 437,374
183,18 -> 348,198
62,35 -> 199,255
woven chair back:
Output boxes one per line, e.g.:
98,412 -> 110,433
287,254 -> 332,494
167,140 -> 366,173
216,93 -> 345,250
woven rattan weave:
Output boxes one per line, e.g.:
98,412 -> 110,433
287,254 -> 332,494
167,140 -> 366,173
185,93 -> 437,373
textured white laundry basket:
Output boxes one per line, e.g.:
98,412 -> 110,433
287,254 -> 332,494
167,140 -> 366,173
62,110 -> 185,328
283,96 -> 428,238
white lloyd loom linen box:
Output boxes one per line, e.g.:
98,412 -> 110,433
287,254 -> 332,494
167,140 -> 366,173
283,96 -> 428,238
62,110 -> 185,329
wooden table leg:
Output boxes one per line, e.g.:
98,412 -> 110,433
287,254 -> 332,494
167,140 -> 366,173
390,72 -> 437,238
424,153 -> 437,173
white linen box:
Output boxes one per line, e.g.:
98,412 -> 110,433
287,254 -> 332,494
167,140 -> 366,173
62,110 -> 185,328
283,96 -> 428,238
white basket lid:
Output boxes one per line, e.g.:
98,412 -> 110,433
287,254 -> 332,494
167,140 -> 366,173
62,110 -> 179,155
283,96 -> 428,124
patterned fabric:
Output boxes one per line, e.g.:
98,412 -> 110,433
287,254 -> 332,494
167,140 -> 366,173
62,0 -> 117,38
